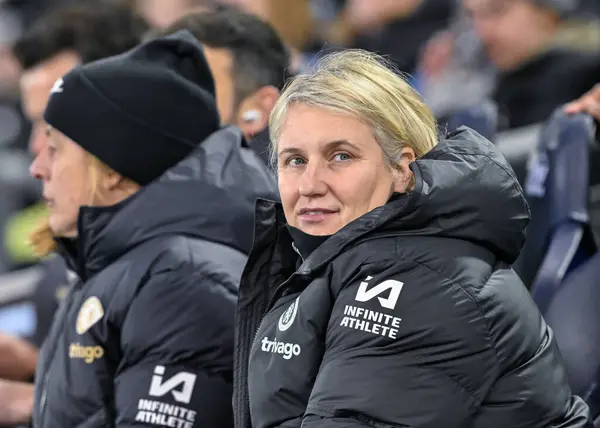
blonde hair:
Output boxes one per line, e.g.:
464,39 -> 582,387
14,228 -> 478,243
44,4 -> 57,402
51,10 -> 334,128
269,49 -> 438,167
29,155 -> 115,257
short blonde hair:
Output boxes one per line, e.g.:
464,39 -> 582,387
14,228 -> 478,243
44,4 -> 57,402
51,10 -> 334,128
269,49 -> 438,167
29,155 -> 116,257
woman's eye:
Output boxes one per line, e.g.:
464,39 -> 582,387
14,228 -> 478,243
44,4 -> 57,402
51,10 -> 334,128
333,152 -> 352,162
288,157 -> 306,167
48,146 -> 57,157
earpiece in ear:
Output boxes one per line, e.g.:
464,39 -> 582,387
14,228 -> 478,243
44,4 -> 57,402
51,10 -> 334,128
242,110 -> 262,123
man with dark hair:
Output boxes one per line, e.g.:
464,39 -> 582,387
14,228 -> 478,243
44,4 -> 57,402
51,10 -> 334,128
13,0 -> 149,157
165,6 -> 291,163
0,2 -> 148,424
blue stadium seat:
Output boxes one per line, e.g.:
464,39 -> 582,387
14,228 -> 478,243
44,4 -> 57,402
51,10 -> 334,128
544,252 -> 600,419
446,100 -> 498,142
512,109 -> 597,310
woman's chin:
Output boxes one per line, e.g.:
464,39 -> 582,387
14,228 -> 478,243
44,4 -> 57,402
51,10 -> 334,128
296,221 -> 341,236
49,216 -> 77,238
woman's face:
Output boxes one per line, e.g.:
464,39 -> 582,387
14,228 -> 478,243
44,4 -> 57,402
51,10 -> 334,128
30,127 -> 92,237
277,104 -> 413,236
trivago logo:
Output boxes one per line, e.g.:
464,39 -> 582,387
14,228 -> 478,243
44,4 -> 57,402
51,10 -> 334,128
69,343 -> 104,363
260,337 -> 301,360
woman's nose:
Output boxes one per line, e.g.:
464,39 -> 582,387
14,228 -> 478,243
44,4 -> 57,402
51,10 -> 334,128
298,163 -> 327,197
29,151 -> 50,180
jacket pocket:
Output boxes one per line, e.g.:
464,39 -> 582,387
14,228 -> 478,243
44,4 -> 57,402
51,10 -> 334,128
304,405 -> 411,428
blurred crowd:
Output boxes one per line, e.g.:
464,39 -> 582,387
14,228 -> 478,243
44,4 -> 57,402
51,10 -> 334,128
0,0 -> 598,425
0,0 -> 598,268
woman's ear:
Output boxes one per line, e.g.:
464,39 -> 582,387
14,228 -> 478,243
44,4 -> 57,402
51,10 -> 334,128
392,146 -> 416,193
101,168 -> 124,191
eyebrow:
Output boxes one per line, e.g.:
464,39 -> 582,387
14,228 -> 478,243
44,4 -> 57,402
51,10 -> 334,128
278,139 -> 362,159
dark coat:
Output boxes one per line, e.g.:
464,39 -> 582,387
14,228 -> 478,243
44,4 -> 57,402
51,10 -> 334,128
32,127 -> 277,428
234,128 -> 592,428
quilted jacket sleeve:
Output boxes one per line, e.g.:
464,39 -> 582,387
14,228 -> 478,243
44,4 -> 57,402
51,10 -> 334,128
112,267 -> 236,428
303,260 -> 498,428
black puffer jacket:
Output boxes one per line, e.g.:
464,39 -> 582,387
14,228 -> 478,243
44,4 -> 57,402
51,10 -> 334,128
234,128 -> 592,428
32,127 -> 277,428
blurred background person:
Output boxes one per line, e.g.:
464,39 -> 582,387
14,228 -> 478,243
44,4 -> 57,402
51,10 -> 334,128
133,0 -> 214,29
318,0 -> 456,76
417,6 -> 497,119
0,2 -> 148,424
469,0 -> 600,130
0,3 -> 33,275
4,1 -> 148,270
419,0 -> 600,129
215,0 -> 312,50
11,0 -> 148,347
134,0 -> 314,73
164,6 -> 290,165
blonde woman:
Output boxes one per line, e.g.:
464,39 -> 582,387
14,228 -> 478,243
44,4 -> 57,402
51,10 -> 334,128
28,31 -> 276,427
233,50 -> 592,428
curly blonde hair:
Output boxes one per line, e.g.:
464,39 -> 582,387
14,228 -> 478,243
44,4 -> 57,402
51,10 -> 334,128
29,155 -> 115,257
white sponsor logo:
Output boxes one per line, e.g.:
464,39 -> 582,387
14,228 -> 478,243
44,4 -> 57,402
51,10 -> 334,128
340,305 -> 402,339
149,366 -> 197,404
261,337 -> 301,360
355,276 -> 404,310
135,399 -> 196,428
50,77 -> 64,94
278,296 -> 299,331
76,296 -> 104,335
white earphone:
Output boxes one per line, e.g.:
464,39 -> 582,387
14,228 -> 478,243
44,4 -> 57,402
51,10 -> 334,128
242,110 -> 262,123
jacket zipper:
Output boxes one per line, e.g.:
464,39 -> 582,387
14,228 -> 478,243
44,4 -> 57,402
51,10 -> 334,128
250,243 -> 305,349
38,285 -> 77,427
244,243 -> 307,426
247,257 -> 305,424
250,273 -> 297,350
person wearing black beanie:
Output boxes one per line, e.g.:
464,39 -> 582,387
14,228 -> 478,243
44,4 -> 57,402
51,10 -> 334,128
28,29 -> 278,428
43,29 -> 220,185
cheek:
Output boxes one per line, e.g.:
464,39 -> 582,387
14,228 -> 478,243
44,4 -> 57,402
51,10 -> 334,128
337,166 -> 394,208
338,167 -> 380,197
277,172 -> 299,210
52,162 -> 91,207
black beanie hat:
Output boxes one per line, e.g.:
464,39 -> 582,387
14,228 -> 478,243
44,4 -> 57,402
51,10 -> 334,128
44,30 -> 220,185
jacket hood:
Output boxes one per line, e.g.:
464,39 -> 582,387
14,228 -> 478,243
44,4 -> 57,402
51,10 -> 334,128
378,127 -> 530,263
59,126 -> 278,279
253,127 -> 530,275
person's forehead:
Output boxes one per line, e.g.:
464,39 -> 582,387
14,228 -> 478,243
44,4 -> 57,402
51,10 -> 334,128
278,105 -> 373,148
